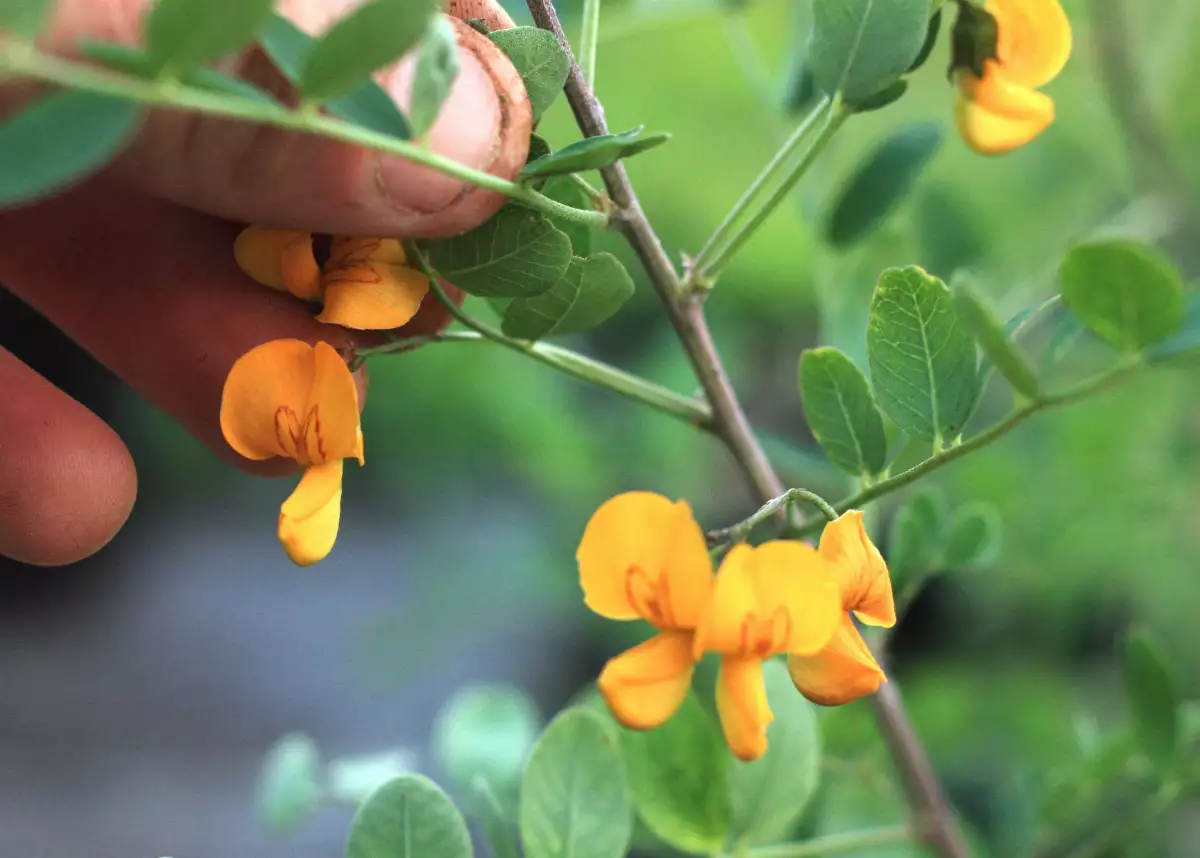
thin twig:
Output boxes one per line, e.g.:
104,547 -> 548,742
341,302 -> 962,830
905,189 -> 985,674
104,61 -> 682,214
523,3 -> 970,857
707,488 -> 838,545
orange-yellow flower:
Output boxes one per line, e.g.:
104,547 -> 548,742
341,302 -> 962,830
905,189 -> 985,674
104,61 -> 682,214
233,227 -> 430,330
953,0 -> 1072,155
788,511 -> 897,706
577,492 -> 842,762
693,542 -> 841,761
220,339 -> 364,567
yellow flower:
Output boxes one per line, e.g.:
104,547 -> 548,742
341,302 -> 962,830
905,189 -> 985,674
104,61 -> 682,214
788,511 -> 897,706
220,339 -> 364,566
954,0 -> 1072,155
233,227 -> 430,330
693,542 -> 841,761
577,492 -> 716,732
577,492 -> 842,762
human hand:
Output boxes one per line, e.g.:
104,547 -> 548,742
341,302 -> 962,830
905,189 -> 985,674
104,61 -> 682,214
0,0 -> 529,566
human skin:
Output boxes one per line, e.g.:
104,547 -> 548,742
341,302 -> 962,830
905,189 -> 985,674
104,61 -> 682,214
0,0 -> 528,565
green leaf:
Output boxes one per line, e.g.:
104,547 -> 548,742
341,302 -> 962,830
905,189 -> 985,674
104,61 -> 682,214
808,0 -> 933,101
0,0 -> 53,40
256,732 -> 322,834
846,78 -> 908,113
1121,631 -> 1181,769
799,347 -> 888,477
258,13 -> 411,140
502,253 -> 634,340
942,502 -> 1001,569
0,91 -> 140,207
541,175 -> 594,256
432,684 -> 541,805
1059,240 -> 1186,351
867,266 -> 980,443
420,206 -> 573,298
346,774 -> 473,858
82,42 -> 278,103
951,273 -> 1041,400
908,7 -> 943,72
727,661 -> 822,846
1148,287 -> 1200,363
299,0 -> 438,102
824,121 -> 942,248
521,127 -> 671,181
410,15 -> 460,137
488,27 -> 571,122
144,0 -> 275,74
619,692 -> 730,854
519,707 -> 633,858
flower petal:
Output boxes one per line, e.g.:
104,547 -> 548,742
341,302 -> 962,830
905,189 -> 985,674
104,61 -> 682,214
597,629 -> 696,731
278,460 -> 343,567
317,264 -> 430,330
576,492 -> 713,627
955,94 -> 1054,155
716,655 -> 772,762
305,342 -> 364,464
694,541 -> 841,659
960,66 -> 1056,122
787,614 -> 887,707
220,339 -> 317,461
329,236 -> 408,266
990,0 -> 1072,89
817,512 -> 896,627
233,227 -> 319,299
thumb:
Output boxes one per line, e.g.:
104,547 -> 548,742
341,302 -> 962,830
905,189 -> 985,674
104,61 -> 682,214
32,0 -> 532,238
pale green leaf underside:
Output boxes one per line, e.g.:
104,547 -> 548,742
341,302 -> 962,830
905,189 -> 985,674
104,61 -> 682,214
519,708 -> 633,858
488,27 -> 571,122
619,692 -> 731,854
502,253 -> 634,340
346,774 -> 473,858
421,207 -> 573,298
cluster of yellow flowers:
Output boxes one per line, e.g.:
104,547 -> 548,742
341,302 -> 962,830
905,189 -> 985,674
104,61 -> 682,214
219,227 -> 433,566
214,0 -> 1071,571
579,493 -> 894,761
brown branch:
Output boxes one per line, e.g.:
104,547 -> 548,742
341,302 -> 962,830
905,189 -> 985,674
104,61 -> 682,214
522,2 -> 970,856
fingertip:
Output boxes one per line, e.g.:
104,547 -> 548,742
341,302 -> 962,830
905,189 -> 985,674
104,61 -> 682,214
0,347 -> 137,566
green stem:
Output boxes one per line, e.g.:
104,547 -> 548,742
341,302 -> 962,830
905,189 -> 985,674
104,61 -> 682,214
793,360 -> 1144,539
709,487 -> 838,544
0,47 -> 609,229
395,252 -> 713,429
578,0 -> 602,89
737,825 -> 911,858
701,99 -> 848,279
689,95 -> 832,281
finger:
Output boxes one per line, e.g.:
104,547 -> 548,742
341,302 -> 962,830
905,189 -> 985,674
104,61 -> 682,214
0,346 -> 137,566
22,0 -> 532,238
0,177 -> 369,478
